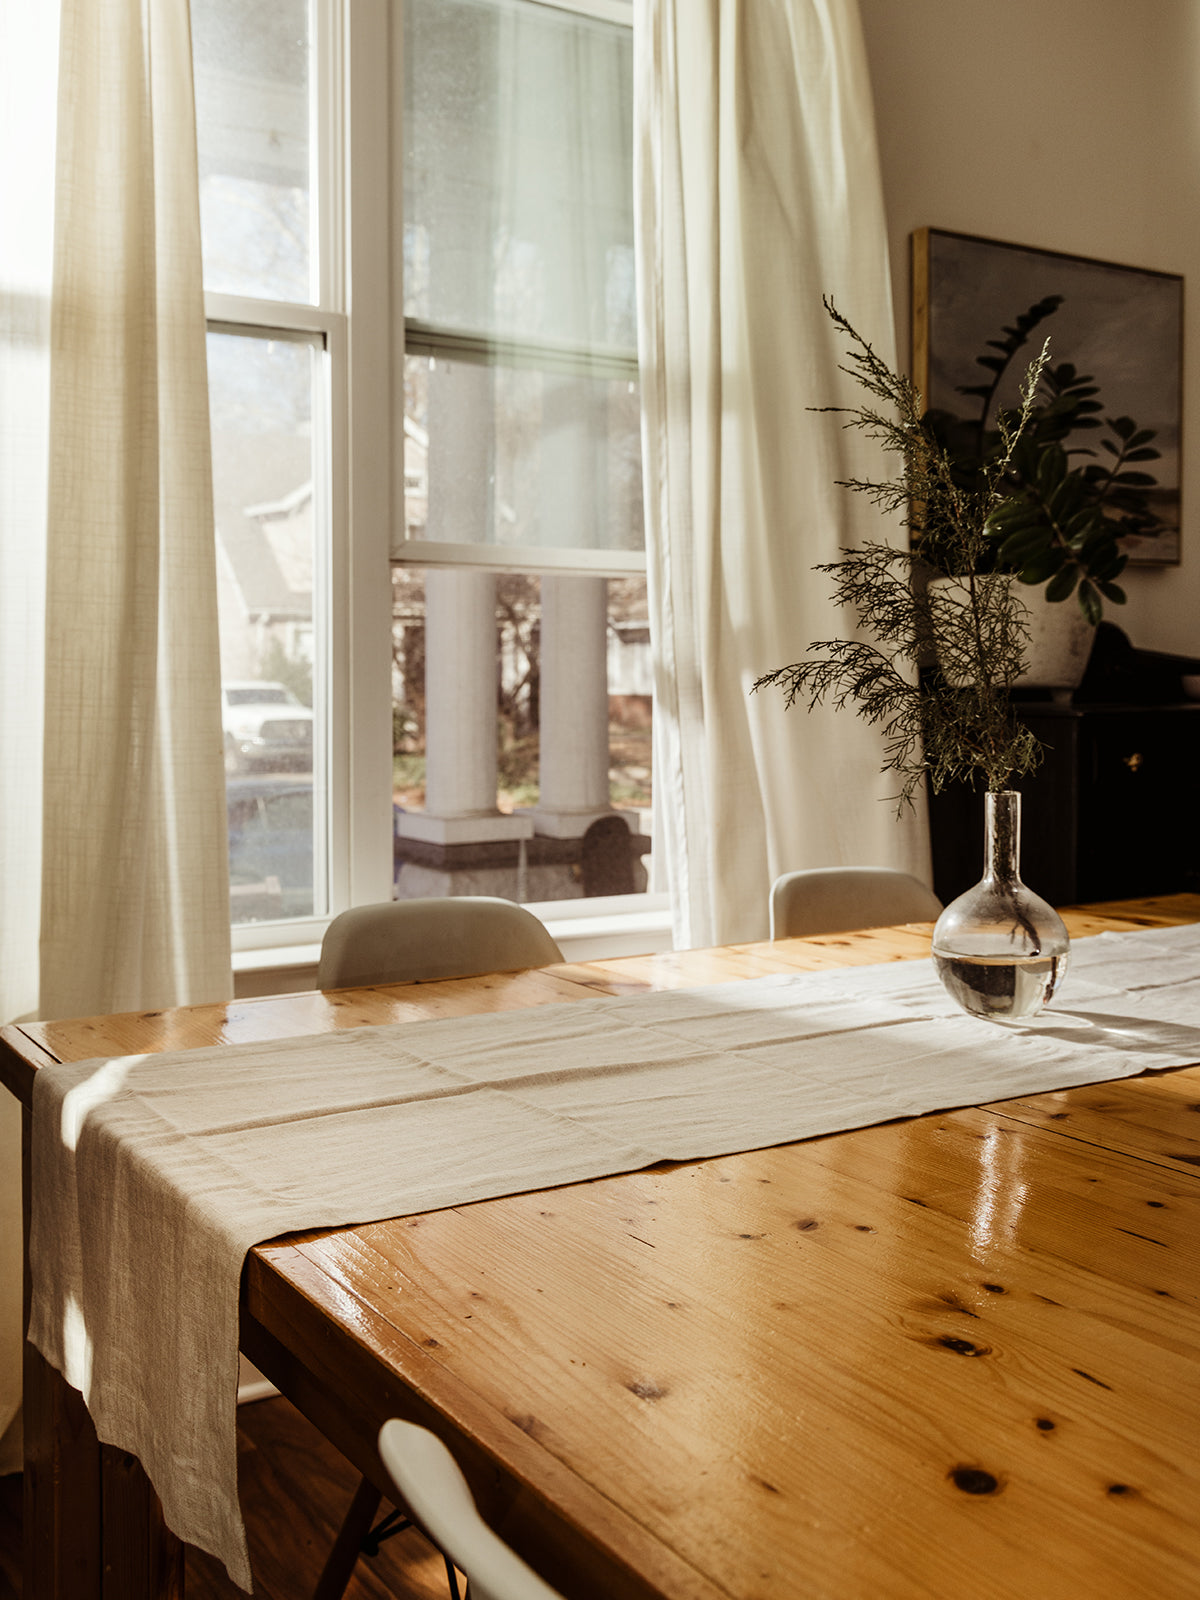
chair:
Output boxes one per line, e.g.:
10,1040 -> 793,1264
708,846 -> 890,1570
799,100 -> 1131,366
769,866 -> 942,940
313,896 -> 564,1600
377,1420 -> 565,1600
316,896 -> 563,991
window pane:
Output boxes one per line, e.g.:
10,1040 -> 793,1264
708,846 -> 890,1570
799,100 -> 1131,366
403,352 -> 642,550
208,328 -> 322,923
193,0 -> 313,303
392,570 -> 651,902
404,0 -> 634,350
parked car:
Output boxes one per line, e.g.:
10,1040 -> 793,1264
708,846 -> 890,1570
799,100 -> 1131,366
229,866 -> 284,924
222,681 -> 313,774
227,776 -> 314,920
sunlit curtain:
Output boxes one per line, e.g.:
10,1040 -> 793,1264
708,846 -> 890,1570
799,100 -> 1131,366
0,0 -> 231,1475
634,0 -> 930,949
40,0 -> 232,1016
0,0 -> 58,1482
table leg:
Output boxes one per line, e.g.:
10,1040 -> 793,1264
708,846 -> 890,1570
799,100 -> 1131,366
100,1441 -> 184,1599
21,1105 -> 183,1600
23,1340 -> 102,1600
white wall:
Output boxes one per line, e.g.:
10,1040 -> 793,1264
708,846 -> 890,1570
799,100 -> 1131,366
859,0 -> 1200,658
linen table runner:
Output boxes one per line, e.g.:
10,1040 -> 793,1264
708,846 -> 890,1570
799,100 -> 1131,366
29,923 -> 1200,1589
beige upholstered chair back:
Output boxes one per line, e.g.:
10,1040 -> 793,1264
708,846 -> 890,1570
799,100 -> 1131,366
377,1420 -> 565,1600
317,897 -> 563,991
769,867 -> 942,940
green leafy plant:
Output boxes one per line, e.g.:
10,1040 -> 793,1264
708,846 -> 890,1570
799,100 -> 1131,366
923,294 -> 1164,623
753,299 -> 1048,807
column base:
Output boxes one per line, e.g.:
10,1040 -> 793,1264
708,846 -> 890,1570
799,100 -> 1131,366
394,811 -> 535,847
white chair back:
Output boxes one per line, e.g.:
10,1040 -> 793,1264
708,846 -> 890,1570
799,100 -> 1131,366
317,896 -> 563,990
377,1421 -> 565,1600
769,866 -> 942,939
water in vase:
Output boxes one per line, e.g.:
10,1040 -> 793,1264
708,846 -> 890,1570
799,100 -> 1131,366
933,949 -> 1067,1022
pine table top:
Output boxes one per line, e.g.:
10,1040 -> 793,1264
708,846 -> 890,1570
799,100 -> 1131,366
5,893 -> 1200,1599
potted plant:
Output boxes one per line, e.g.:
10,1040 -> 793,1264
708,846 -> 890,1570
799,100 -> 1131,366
921,295 -> 1165,692
754,300 -> 1069,1022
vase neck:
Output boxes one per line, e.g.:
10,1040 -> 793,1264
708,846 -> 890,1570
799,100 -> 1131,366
984,789 -> 1021,883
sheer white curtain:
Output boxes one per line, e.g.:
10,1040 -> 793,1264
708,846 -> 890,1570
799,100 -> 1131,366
0,0 -> 231,1475
634,0 -> 930,950
0,0 -> 57,1483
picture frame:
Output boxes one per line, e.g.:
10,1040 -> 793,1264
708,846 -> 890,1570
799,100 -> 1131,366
912,228 -> 1183,565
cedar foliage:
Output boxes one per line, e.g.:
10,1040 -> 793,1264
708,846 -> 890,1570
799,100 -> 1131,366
754,299 -> 1046,807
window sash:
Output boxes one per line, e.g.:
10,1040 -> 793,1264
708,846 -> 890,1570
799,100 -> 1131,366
215,0 -> 649,955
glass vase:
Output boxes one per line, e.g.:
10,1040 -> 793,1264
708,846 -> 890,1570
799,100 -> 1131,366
932,789 -> 1070,1022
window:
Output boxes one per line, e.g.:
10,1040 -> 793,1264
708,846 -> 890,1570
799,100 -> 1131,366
208,325 -> 325,925
393,0 -> 649,907
193,0 -> 649,950
194,0 -> 387,949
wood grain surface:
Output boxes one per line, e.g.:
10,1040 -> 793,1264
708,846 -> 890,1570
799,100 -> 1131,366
6,895 -> 1200,1600
249,1097 -> 1200,1599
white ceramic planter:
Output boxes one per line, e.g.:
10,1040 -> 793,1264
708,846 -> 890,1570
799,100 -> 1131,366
928,575 -> 1096,701
1013,582 -> 1096,696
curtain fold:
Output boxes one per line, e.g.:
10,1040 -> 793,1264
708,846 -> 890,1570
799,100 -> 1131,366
40,0 -> 232,1017
0,0 -> 231,1476
635,0 -> 930,949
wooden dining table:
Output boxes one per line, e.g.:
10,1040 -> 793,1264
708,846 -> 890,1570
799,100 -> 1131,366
4,894 -> 1200,1600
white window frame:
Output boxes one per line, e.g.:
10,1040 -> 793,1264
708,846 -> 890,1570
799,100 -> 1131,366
223,0 -> 664,970
221,0 -> 394,956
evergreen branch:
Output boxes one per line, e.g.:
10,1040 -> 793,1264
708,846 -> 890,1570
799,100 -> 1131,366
755,300 -> 1048,809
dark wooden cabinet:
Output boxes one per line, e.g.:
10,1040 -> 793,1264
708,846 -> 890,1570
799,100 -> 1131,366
928,702 -> 1200,907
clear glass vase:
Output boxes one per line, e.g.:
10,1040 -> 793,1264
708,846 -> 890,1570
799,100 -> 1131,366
932,789 -> 1070,1022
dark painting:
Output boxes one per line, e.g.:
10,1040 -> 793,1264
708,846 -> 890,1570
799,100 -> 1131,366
912,229 -> 1183,564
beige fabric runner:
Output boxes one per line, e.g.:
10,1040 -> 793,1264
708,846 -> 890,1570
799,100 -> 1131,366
29,924 -> 1200,1588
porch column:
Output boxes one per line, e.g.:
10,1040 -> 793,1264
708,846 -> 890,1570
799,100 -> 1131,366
396,568 -> 533,847
528,573 -> 615,837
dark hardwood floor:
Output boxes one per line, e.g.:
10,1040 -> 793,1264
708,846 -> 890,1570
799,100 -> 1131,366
0,1396 -> 455,1600
0,1469 -> 19,1600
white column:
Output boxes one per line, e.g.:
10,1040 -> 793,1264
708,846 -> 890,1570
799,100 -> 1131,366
528,573 -> 617,838
396,569 -> 532,846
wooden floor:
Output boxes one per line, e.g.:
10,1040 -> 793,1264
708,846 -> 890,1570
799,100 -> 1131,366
0,1396 -> 455,1600
0,1469 -> 18,1600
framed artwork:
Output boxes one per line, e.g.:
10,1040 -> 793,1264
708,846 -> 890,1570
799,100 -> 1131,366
912,228 -> 1183,565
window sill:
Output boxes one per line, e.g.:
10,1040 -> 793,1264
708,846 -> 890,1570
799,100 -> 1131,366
230,896 -> 674,998
531,894 -> 674,961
